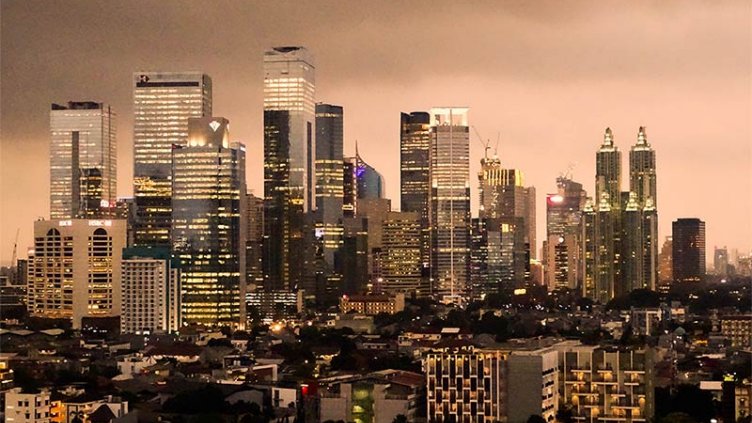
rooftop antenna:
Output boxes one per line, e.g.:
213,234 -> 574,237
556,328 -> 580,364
494,132 -> 500,157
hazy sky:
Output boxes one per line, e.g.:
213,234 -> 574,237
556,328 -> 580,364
1,0 -> 750,266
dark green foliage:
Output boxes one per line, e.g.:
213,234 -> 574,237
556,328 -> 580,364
655,385 -> 717,423
527,415 -> 546,423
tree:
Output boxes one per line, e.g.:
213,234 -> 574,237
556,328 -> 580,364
659,412 -> 697,423
392,415 -> 408,423
527,415 -> 546,423
555,406 -> 575,423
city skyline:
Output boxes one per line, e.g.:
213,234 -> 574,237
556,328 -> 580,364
1,1 -> 750,265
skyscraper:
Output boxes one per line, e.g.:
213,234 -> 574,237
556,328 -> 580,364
628,127 -> 658,292
477,155 -> 534,289
596,128 -> 622,210
171,117 -> 246,327
672,218 -> 706,283
380,211 -> 423,295
583,128 -> 624,302
263,46 -> 316,211
314,103 -> 344,267
245,193 -> 264,292
263,47 -> 315,294
27,219 -> 126,329
629,127 -> 657,207
400,112 -> 432,280
342,149 -> 386,217
657,236 -> 673,292
120,246 -> 180,334
429,107 -> 470,304
133,72 -> 212,247
714,246 -> 729,276
544,177 -> 586,290
50,102 -> 116,219
470,217 -> 504,299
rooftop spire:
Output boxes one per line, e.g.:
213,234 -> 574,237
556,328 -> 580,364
603,127 -> 614,147
637,126 -> 648,146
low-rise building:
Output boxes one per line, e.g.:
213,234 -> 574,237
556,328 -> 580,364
5,388 -> 51,423
340,293 -> 405,315
425,343 -> 506,422
720,315 -> 752,349
319,370 -> 423,423
553,341 -> 655,422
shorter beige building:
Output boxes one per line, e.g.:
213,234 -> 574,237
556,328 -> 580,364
720,315 -> 752,349
340,292 -> 405,315
5,388 -> 51,423
27,219 -> 126,329
553,341 -> 654,423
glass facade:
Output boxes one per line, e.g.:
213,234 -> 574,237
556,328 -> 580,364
380,212 -> 423,295
50,102 -> 116,219
672,218 -> 706,282
400,111 -> 432,283
429,108 -> 470,304
264,47 -> 316,212
171,117 -> 245,327
315,103 -> 344,267
133,72 -> 212,247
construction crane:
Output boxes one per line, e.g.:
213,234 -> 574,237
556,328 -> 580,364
10,228 -> 19,285
471,125 -> 491,159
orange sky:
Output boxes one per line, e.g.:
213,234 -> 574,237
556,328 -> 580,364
1,0 -> 750,266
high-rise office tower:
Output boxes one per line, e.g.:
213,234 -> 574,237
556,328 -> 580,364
400,112 -> 432,280
429,107 -> 471,304
50,102 -> 116,219
672,218 -> 706,283
622,192 -> 643,294
342,149 -> 386,217
314,103 -> 344,267
263,47 -> 315,293
27,219 -> 126,329
120,247 -> 180,334
132,72 -> 212,247
581,198 -> 597,299
342,148 -> 389,284
596,128 -> 622,210
714,246 -> 729,276
263,110 -> 299,292
544,177 -> 586,290
245,193 -> 264,292
627,127 -> 658,292
657,236 -> 673,292
340,217 -> 369,294
380,212 -> 423,295
470,217 -> 504,299
629,127 -> 657,207
593,192 -> 617,302
264,46 -> 316,211
583,128 -> 624,302
171,117 -> 246,327
477,155 -> 534,289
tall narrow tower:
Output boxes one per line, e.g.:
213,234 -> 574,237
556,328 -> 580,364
263,47 -> 316,211
629,127 -> 658,290
50,102 -> 116,219
315,103 -> 344,267
429,107 -> 470,304
171,117 -> 246,327
400,112 -> 432,282
132,72 -> 212,247
596,128 -> 622,210
263,47 -> 315,293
